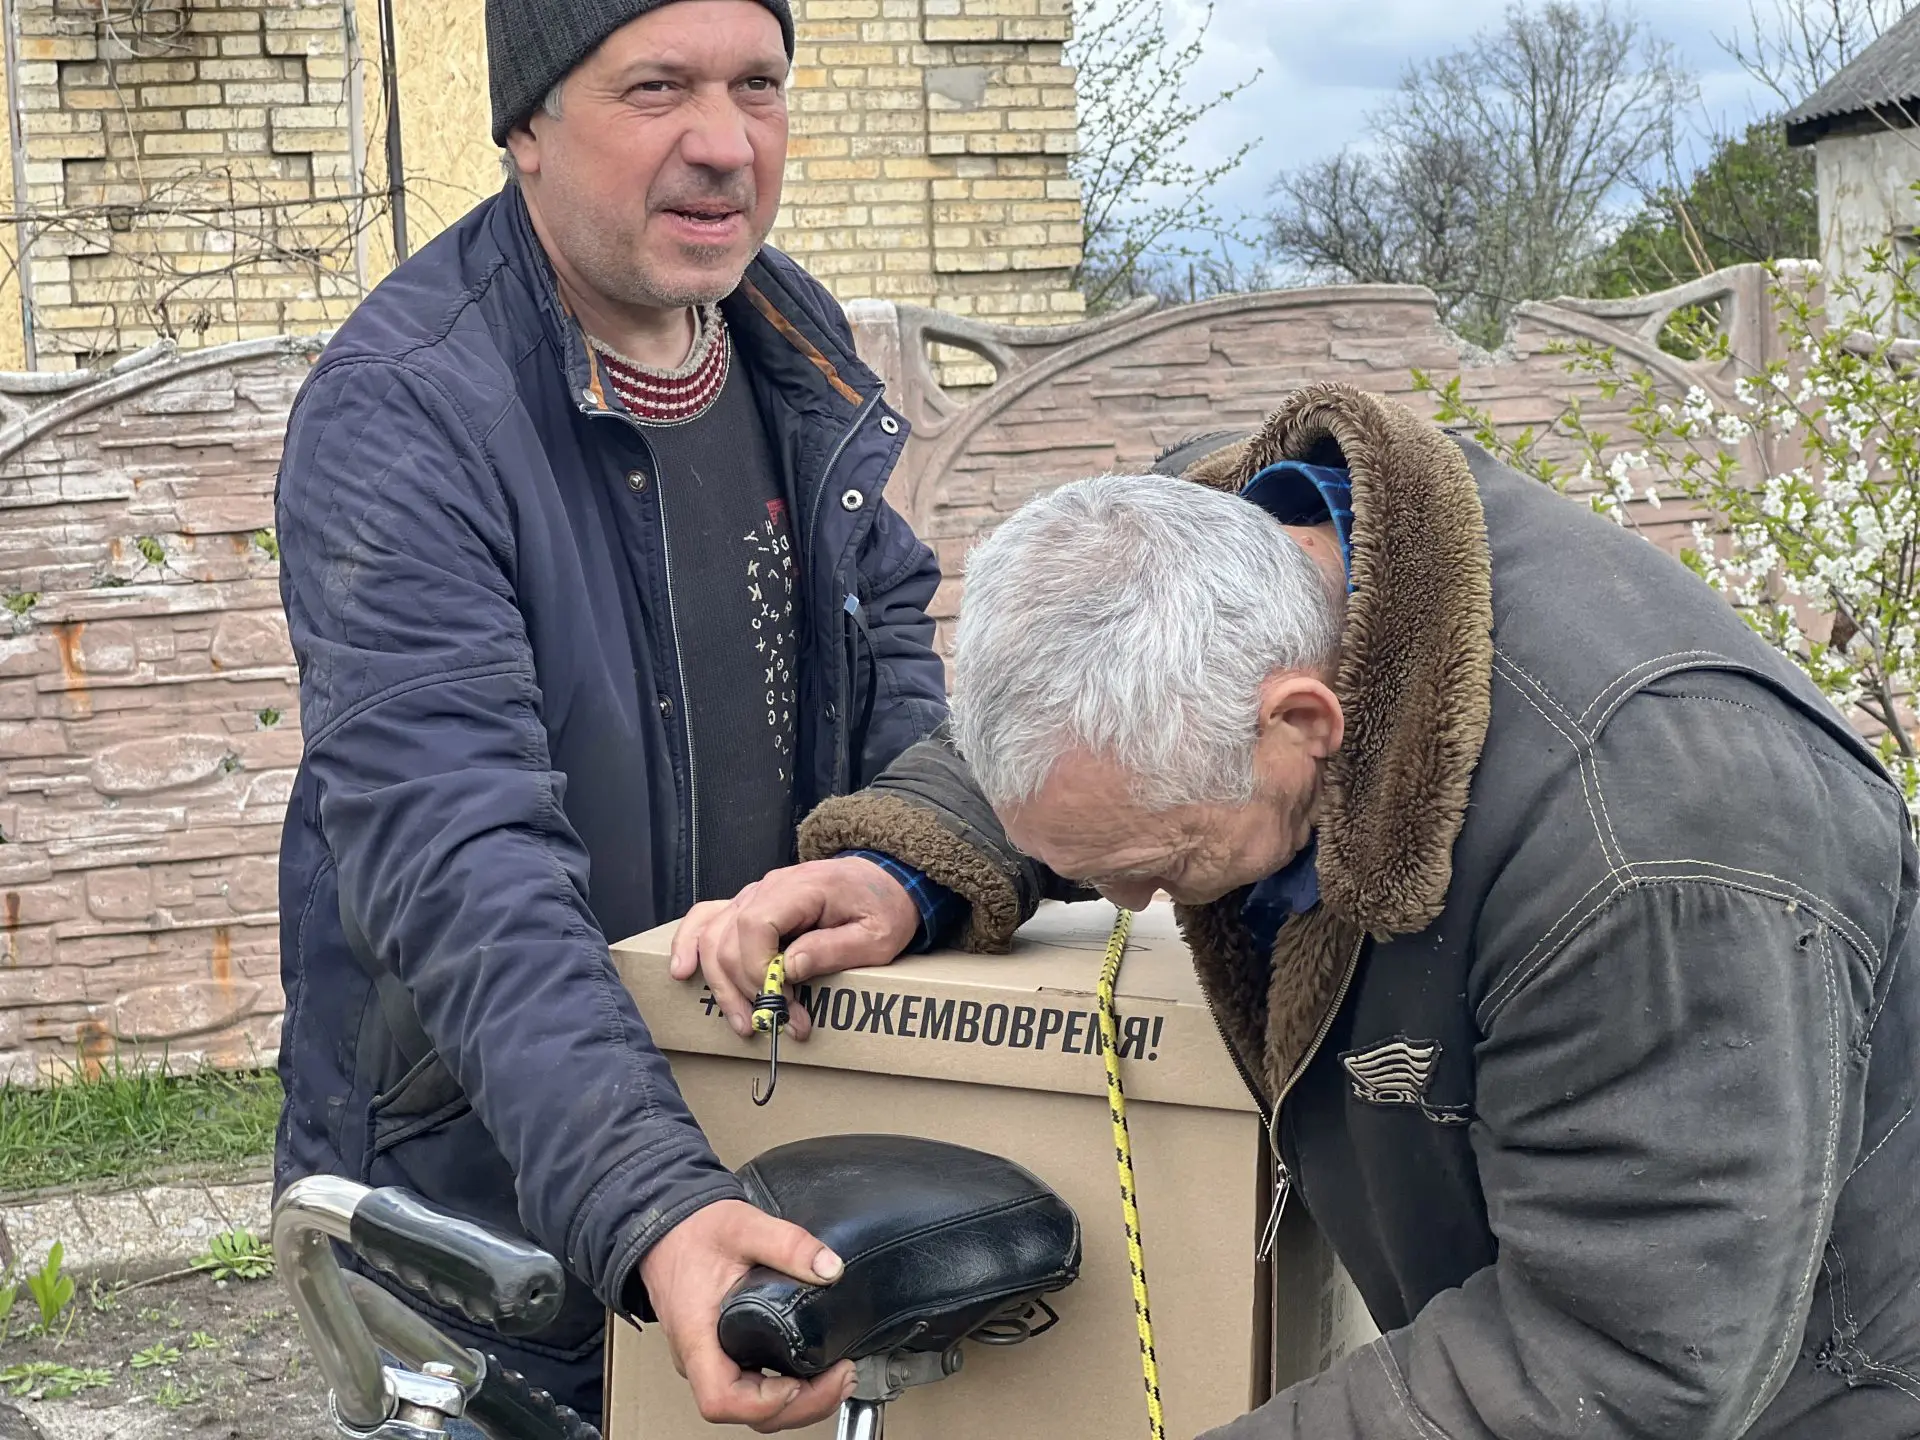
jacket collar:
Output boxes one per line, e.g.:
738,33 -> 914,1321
724,258 -> 882,420
1176,383 -> 1496,1098
490,180 -> 883,423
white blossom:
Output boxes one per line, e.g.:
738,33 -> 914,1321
1426,259 -> 1920,813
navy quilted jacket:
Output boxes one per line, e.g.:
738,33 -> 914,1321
271,182 -> 945,1413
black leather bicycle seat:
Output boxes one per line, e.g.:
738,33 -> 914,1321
716,1134 -> 1081,1377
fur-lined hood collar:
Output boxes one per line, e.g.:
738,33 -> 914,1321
1178,383 -> 1495,1100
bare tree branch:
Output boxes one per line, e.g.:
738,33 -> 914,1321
1069,0 -> 1262,311
1720,0 -> 1916,107
1266,2 -> 1695,349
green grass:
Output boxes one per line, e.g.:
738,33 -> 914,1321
0,1063 -> 281,1197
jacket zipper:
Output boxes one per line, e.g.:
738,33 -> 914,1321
1197,994 -> 1292,1258
805,393 -> 882,562
1200,932 -> 1368,1260
805,393 -> 883,793
655,491 -> 700,896
582,405 -> 702,904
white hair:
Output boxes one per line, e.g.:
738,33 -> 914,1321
952,473 -> 1342,812
499,80 -> 570,180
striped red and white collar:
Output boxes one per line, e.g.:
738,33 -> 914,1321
588,304 -> 731,426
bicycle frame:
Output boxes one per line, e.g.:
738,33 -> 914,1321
838,1400 -> 884,1440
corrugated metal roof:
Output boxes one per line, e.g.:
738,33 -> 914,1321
1785,7 -> 1920,145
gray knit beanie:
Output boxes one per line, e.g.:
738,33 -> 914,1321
488,0 -> 796,145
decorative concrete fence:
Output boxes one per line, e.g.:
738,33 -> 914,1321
848,264 -> 1783,654
0,337 -> 318,1081
0,268 -> 1782,1080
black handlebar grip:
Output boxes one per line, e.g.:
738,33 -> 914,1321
348,1187 -> 566,1337
466,1353 -> 604,1440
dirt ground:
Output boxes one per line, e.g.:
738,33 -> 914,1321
0,1268 -> 336,1440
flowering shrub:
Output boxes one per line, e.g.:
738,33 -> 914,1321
1414,237 -> 1920,810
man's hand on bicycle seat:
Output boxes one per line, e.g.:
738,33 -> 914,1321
638,1198 -> 855,1432
669,856 -> 919,1040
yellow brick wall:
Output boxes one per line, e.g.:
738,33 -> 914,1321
4,0 -> 368,369
2,0 -> 1081,369
779,0 -> 1082,327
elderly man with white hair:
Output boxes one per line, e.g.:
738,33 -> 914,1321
673,382 -> 1920,1439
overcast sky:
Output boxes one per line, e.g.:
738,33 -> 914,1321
1163,0 -> 1787,263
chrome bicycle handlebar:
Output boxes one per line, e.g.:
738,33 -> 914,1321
272,1175 -> 588,1440
274,1174 -> 408,1431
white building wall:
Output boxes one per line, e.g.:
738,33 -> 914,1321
1814,125 -> 1920,330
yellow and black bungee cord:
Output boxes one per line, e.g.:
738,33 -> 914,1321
750,952 -> 788,1106
1098,907 -> 1165,1440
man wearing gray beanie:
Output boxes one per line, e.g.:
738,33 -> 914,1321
272,0 -> 945,1430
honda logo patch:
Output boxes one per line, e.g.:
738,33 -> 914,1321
1340,1036 -> 1469,1125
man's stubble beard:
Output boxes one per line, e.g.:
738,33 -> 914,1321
532,152 -> 773,311
563,180 -> 772,312
569,225 -> 744,309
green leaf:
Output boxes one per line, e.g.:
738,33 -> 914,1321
0,1362 -> 113,1399
192,1228 -> 274,1282
1592,120 -> 1815,301
1411,258 -> 1920,807
153,1378 -> 202,1408
26,1242 -> 74,1331
130,1342 -> 182,1371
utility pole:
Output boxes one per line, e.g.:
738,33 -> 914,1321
378,0 -> 410,262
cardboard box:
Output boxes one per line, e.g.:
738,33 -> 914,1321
606,899 -> 1375,1440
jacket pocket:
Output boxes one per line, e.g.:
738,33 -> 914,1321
359,1051 -> 516,1258
363,1075 -> 506,1200
358,1053 -> 608,1364
366,1049 -> 470,1158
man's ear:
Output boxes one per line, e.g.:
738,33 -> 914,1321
1255,672 -> 1344,760
505,121 -> 542,179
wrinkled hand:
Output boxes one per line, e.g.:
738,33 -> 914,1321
639,1199 -> 855,1431
669,856 -> 919,1039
